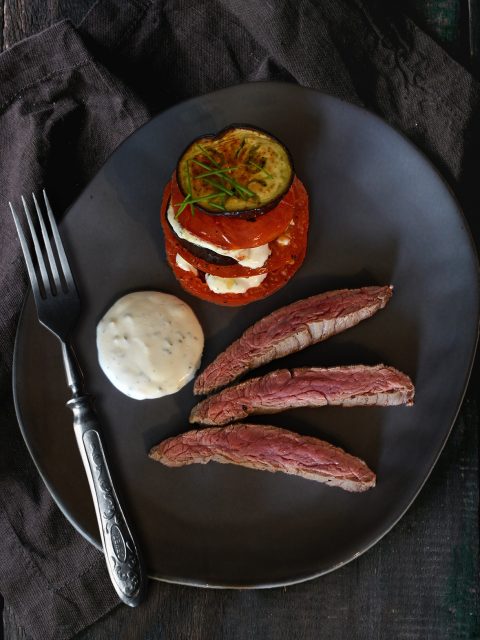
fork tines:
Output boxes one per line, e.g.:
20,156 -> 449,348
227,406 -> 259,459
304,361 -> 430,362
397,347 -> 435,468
10,191 -> 75,301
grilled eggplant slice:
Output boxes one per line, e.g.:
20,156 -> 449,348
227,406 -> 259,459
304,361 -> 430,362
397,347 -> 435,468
166,209 -> 237,266
176,125 -> 294,217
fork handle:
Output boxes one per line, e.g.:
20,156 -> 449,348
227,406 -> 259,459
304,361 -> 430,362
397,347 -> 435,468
68,395 -> 146,607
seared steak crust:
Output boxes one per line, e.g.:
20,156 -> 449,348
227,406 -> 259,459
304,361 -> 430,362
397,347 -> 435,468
190,365 -> 414,425
194,286 -> 393,395
149,423 -> 376,492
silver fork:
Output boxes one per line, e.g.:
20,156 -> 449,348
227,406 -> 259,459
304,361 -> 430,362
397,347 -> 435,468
10,191 -> 146,607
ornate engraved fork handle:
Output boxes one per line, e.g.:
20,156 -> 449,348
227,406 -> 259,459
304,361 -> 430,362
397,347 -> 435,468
10,190 -> 146,607
64,344 -> 146,607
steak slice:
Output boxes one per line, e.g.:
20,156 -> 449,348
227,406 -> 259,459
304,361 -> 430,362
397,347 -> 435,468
149,423 -> 376,492
190,365 -> 415,425
194,285 -> 393,395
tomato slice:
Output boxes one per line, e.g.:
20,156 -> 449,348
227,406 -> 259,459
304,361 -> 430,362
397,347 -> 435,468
170,173 -> 295,250
161,178 -> 309,279
161,179 -> 309,306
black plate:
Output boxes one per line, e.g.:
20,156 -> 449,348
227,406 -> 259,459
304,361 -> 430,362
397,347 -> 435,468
13,83 -> 479,587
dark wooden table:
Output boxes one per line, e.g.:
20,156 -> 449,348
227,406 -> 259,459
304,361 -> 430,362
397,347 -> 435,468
1,2 -> 478,639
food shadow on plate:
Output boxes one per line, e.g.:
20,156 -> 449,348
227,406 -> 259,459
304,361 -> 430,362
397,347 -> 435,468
196,267 -> 397,373
239,341 -> 390,471
285,269 -> 390,302
251,408 -> 384,482
141,341 -> 391,469
141,385 -> 196,453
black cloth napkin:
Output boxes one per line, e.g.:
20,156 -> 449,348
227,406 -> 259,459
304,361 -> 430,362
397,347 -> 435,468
0,1 -> 478,639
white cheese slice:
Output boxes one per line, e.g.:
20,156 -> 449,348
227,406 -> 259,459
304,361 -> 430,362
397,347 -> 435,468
205,273 -> 267,295
175,253 -> 198,274
167,202 -> 270,269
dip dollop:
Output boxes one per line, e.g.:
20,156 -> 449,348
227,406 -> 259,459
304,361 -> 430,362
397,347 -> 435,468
96,291 -> 204,400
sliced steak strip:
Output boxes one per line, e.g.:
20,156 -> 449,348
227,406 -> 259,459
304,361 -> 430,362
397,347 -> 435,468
190,365 -> 415,425
149,423 -> 376,492
194,286 -> 393,395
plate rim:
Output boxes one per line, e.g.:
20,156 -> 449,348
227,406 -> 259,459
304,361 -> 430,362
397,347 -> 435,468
12,81 -> 480,589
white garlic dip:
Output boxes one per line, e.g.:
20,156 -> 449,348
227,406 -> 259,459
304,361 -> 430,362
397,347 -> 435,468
96,291 -> 204,400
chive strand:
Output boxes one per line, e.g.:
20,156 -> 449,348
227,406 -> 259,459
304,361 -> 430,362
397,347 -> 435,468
186,160 -> 195,217
196,167 -> 237,178
174,191 -> 226,217
250,160 -> 273,179
173,192 -> 226,206
192,159 -> 213,172
196,144 -> 220,166
192,157 -> 256,198
224,177 -> 256,197
202,177 -> 234,196
208,201 -> 225,210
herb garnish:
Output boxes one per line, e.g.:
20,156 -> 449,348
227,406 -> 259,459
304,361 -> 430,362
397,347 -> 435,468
176,140 -> 277,217
185,160 -> 195,217
201,177 -> 235,196
174,192 -> 225,217
249,160 -> 273,180
196,167 -> 238,178
192,158 -> 256,198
